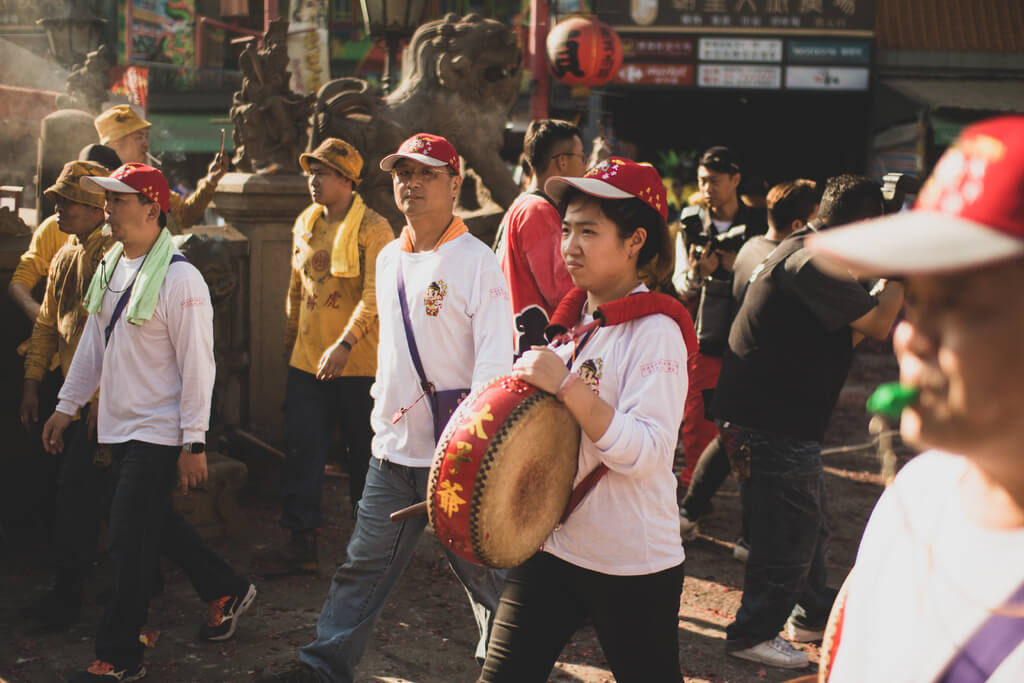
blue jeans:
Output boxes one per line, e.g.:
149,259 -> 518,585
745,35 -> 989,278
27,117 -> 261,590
719,424 -> 836,649
97,441 -> 249,668
281,367 -> 375,528
299,456 -> 506,682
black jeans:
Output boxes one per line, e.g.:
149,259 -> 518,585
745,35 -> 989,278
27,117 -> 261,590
679,434 -> 730,519
719,424 -> 836,649
479,552 -> 684,683
281,367 -> 375,528
53,403 -> 114,595
97,441 -> 248,668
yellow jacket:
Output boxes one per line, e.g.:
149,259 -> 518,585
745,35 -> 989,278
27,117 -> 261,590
11,215 -> 67,291
24,223 -> 115,382
286,200 -> 393,377
167,176 -> 218,233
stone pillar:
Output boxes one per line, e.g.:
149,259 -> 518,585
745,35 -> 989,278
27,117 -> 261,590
212,172 -> 308,445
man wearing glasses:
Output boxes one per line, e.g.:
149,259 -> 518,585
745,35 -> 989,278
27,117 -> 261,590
494,119 -> 585,355
263,134 -> 512,682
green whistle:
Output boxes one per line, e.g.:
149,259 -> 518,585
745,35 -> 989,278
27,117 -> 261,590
866,383 -> 919,421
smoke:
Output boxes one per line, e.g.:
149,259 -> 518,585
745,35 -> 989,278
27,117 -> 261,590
0,37 -> 70,211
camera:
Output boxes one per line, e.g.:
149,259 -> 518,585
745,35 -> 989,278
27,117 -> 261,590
692,224 -> 748,259
881,173 -> 922,215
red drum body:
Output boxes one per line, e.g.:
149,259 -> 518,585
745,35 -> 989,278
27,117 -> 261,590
426,376 -> 581,568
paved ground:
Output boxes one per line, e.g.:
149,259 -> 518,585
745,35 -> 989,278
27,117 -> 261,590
0,343 -> 908,683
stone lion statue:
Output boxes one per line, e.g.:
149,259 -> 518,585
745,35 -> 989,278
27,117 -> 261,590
310,13 -> 522,231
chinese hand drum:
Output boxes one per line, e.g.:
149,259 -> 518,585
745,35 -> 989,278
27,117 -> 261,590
426,376 -> 581,568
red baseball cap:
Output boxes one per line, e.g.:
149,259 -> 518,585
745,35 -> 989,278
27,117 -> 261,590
80,163 -> 171,214
379,133 -> 460,175
809,116 -> 1024,274
545,157 -> 668,220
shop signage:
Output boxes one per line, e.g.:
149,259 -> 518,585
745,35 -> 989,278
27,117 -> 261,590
699,37 -> 782,62
621,36 -> 696,59
698,63 -> 781,89
785,65 -> 869,90
787,39 -> 871,64
615,62 -> 696,86
603,0 -> 875,34
287,0 -> 330,95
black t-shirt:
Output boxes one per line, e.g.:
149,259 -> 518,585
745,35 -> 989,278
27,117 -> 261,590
732,235 -> 779,302
712,228 -> 876,442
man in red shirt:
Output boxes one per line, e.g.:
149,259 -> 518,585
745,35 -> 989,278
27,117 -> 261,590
495,120 -> 586,355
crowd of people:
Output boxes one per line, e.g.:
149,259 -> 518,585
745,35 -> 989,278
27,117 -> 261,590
10,104 -> 1024,682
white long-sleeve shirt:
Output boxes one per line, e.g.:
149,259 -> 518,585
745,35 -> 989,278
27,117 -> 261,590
829,452 -> 1024,682
371,233 -> 513,468
56,251 -> 215,447
543,284 -> 688,575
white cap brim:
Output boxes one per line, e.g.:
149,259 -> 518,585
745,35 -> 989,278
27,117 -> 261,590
379,152 -> 449,172
80,175 -> 138,195
545,176 -> 633,205
807,210 -> 1024,275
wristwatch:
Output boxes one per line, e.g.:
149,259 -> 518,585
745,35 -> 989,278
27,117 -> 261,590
183,441 -> 206,454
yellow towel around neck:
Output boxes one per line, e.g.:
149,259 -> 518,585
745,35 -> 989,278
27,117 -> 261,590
330,193 -> 366,278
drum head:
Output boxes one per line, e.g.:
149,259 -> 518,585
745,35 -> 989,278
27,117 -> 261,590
428,377 -> 580,568
472,392 -> 579,567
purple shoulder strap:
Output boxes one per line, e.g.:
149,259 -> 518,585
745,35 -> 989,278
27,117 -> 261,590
937,580 -> 1024,683
104,253 -> 188,346
396,259 -> 432,394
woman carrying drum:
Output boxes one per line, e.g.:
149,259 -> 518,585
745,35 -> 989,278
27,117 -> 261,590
480,158 -> 690,682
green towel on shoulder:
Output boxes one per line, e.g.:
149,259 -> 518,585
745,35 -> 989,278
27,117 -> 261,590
84,227 -> 180,325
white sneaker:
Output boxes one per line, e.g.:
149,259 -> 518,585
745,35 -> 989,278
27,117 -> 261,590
785,619 -> 825,643
729,635 -> 810,669
732,538 -> 750,562
679,508 -> 699,541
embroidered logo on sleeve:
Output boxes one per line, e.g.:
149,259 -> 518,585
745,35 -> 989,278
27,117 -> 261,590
424,280 -> 448,316
577,358 -> 604,395
640,359 -> 680,377
181,297 -> 207,308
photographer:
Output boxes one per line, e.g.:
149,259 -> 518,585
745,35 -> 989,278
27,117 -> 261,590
679,179 -> 820,546
670,146 -> 767,491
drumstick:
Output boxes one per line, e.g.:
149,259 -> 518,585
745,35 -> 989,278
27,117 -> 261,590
390,501 -> 428,522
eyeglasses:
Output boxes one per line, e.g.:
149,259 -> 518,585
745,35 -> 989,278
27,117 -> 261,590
390,167 -> 456,183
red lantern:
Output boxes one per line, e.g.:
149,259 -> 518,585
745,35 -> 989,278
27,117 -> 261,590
545,16 -> 623,87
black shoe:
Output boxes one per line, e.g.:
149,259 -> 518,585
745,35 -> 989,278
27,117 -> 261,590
255,661 -> 321,682
198,583 -> 257,642
69,659 -> 146,681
